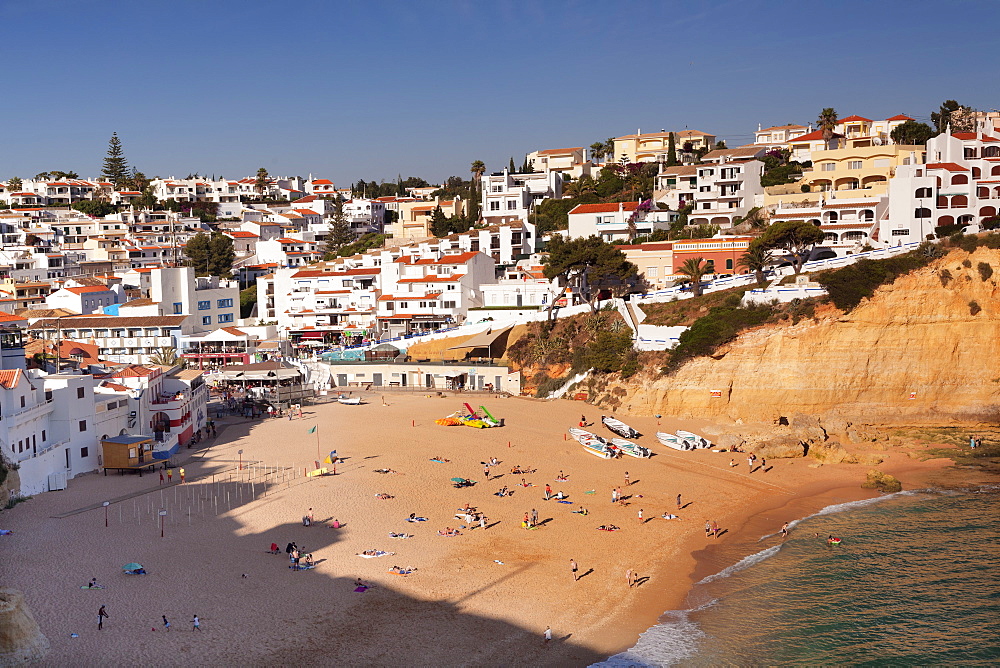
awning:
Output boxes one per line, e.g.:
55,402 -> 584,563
447,326 -> 512,351
220,367 -> 301,381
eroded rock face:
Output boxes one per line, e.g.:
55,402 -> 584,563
0,589 -> 49,666
612,247 -> 1000,425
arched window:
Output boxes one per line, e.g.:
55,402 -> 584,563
914,208 -> 931,219
958,215 -> 973,225
952,195 -> 968,208
985,146 -> 1000,158
827,211 -> 839,222
937,215 -> 954,226
824,232 -> 839,242
861,210 -> 874,222
978,187 -> 989,198
992,166 -> 1000,176
937,196 -> 948,208
972,167 -> 981,179
951,174 -> 968,185
914,187 -> 933,199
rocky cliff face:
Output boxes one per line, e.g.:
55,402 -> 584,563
0,589 -> 49,666
603,247 -> 1000,425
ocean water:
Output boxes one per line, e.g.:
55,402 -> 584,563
598,487 -> 1000,666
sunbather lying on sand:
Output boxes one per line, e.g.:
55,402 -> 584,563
389,565 -> 418,575
596,525 -> 621,532
357,550 -> 394,557
375,493 -> 394,500
437,527 -> 461,537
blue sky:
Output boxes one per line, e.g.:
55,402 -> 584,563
3,0 -> 996,186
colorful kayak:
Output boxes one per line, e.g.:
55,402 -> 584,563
460,418 -> 489,429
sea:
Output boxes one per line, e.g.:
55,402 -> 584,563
597,486 -> 1000,666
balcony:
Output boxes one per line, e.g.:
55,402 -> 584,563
2,399 -> 54,424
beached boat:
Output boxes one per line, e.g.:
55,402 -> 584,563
601,416 -> 640,439
568,428 -> 614,458
459,417 -> 489,429
656,432 -> 695,451
338,397 -> 363,405
676,429 -> 710,448
610,437 -> 651,459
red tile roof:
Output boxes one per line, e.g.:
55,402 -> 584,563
536,147 -> 583,155
569,201 -> 641,215
789,129 -> 843,142
951,132 -> 977,140
312,179 -> 333,185
926,162 -> 969,172
839,115 -> 872,123
0,369 -> 23,389
885,114 -> 914,122
64,285 -> 109,294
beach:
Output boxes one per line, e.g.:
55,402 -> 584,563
0,392 -> 960,666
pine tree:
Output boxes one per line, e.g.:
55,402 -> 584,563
666,133 -> 678,167
324,198 -> 354,259
101,132 -> 129,188
430,205 -> 449,237
508,157 -> 516,173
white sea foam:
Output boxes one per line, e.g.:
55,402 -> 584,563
696,544 -> 781,585
758,489 -> 919,541
592,609 -> 708,668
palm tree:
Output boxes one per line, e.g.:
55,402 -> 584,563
148,347 -> 181,367
589,142 -> 606,163
603,138 -> 616,163
738,243 -> 774,286
817,108 -> 839,148
470,160 -> 486,189
254,167 -> 270,199
677,257 -> 708,297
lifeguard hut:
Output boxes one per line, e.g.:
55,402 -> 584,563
101,435 -> 156,476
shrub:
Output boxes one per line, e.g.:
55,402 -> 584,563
962,258 -> 972,268
969,300 -> 981,315
816,252 -> 934,311
982,216 -> 1000,231
939,269 -> 953,287
662,302 -> 775,374
535,375 -> 568,398
936,223 -> 962,238
584,330 -> 635,373
978,262 -> 994,281
959,235 -> 980,253
861,470 -> 902,493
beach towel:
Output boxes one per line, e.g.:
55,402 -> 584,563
584,490 -> 596,495
556,500 -> 573,504
494,559 -> 505,565
429,459 -> 448,463
388,533 -> 412,538
406,517 -> 428,522
0,529 -> 12,535
358,551 -> 394,558
354,586 -> 369,593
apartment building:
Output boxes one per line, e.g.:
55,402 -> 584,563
617,236 -> 754,287
566,202 -> 676,241
482,170 -> 561,226
769,195 -> 887,254
525,147 -> 593,179
754,124 -> 811,149
687,159 -> 765,229
27,315 -> 190,364
613,129 -> 717,164
387,198 -> 466,239
45,285 -> 121,314
654,164 -> 699,210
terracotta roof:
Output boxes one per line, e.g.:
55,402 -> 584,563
29,315 -> 187,329
121,297 -> 156,307
220,326 -> 247,336
701,146 -> 765,161
396,251 -> 479,265
0,369 -> 24,389
839,115 -> 872,123
951,132 -> 977,140
758,124 -> 808,132
0,312 -> 27,323
659,165 -> 698,176
227,231 -> 259,238
292,195 -> 318,203
885,114 -> 914,122
926,162 -> 968,172
111,365 -> 160,378
789,129 -> 844,143
312,179 -> 334,185
536,147 -> 583,155
99,381 -> 130,392
569,201 -> 641,215
63,285 -> 109,294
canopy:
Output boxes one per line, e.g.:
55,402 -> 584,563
220,361 -> 302,382
122,562 -> 143,571
446,326 -> 512,351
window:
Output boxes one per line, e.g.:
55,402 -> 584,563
702,203 -> 711,209
726,259 -> 734,270
202,316 -> 212,325
873,158 -> 890,168
81,447 -> 89,458
914,208 -> 931,219
173,302 -> 183,314
647,266 -> 658,277
385,302 -> 394,311
42,430 -> 46,442
77,387 -> 85,399
914,187 -> 933,199
218,298 -> 233,308
491,185 -> 502,193
79,420 -> 87,432
891,229 -> 910,236
489,201 -> 500,211
442,301 -> 456,308
506,200 -> 517,210
198,300 -> 210,310
20,396 -> 25,408
847,161 -> 863,170
821,163 -> 836,171
218,313 -> 234,323
45,390 -> 52,401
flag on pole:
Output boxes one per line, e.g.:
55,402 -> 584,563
307,425 -> 317,434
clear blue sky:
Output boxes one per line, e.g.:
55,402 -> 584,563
3,0 -> 996,186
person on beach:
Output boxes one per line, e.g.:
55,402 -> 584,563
677,493 -> 682,509
179,468 -> 185,483
191,615 -> 201,631
98,605 -> 109,630
612,488 -> 618,504
523,512 -> 531,528
626,568 -> 633,588
570,559 -> 579,581
544,626 -> 552,644
729,459 -> 737,467
159,471 -> 164,485
624,471 -> 630,487
760,457 -> 767,472
781,522 -> 789,538
531,508 -> 538,526
167,468 -> 173,482
162,615 -> 171,632
705,520 -> 711,537
483,465 -> 490,481
544,484 -> 552,500
480,515 -> 487,530
637,508 -> 643,524
712,521 -> 720,539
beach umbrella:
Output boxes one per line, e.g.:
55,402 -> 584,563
122,562 -> 143,571
450,478 -> 466,482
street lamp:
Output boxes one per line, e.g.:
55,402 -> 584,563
238,449 -> 244,471
103,501 -> 110,528
158,509 -> 167,538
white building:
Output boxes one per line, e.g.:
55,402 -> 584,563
687,159 -> 765,228
482,169 -> 562,226
566,201 -> 676,241
525,147 -> 593,180
148,267 -> 239,332
45,285 -> 121,314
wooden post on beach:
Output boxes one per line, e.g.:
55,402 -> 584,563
188,506 -> 191,526
226,489 -> 230,510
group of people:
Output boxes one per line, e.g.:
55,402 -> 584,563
96,607 -> 200,632
284,541 -> 314,569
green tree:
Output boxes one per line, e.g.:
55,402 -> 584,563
148,347 -> 181,367
757,220 -> 825,274
603,138 -> 615,162
185,232 -> 235,276
7,176 -> 22,193
665,133 -> 678,167
254,167 -> 270,199
676,257 -> 709,297
589,142 -> 607,163
470,160 -> 486,189
430,205 -> 449,237
817,108 -> 839,147
34,172 -> 52,181
240,285 -> 257,318
738,240 -> 774,286
72,200 -> 116,217
508,157 -> 516,173
101,132 -> 130,188
890,120 -> 935,146
134,186 -> 157,210
127,169 -> 150,192
715,140 -> 728,150
931,100 -> 975,134
542,236 -> 639,313
324,198 -> 353,258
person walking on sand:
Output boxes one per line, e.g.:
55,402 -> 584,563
191,614 -> 201,631
531,508 -> 538,526
781,522 -> 789,538
179,467 -> 185,483
638,508 -> 644,525
98,605 -> 109,630
570,559 -> 579,581
544,484 -> 552,500
544,625 -> 552,644
712,521 -> 720,539
612,488 -> 618,504
677,493 -> 682,509
483,465 -> 490,481
162,615 -> 171,632
624,471 -> 630,487
705,520 -> 711,537
747,455 -> 754,472
760,457 -> 767,472
480,515 -> 487,531
523,511 -> 531,528
626,568 -> 633,588
167,468 -> 173,482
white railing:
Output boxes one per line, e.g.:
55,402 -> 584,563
3,399 -> 54,422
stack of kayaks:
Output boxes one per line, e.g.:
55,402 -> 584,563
435,416 -> 462,426
568,428 -> 614,459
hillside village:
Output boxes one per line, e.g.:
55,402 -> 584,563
1,103 -> 999,500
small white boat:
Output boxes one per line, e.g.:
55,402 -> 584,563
601,416 -> 640,439
676,429 -> 710,448
611,438 -> 651,459
568,428 -> 614,459
338,396 -> 363,405
656,432 -> 695,451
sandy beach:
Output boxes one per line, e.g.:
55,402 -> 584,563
0,392 -> 956,666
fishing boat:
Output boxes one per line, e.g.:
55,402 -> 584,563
676,429 -> 710,448
610,437 -> 651,458
338,396 -> 363,405
601,416 -> 640,439
568,428 -> 614,459
656,432 -> 695,451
